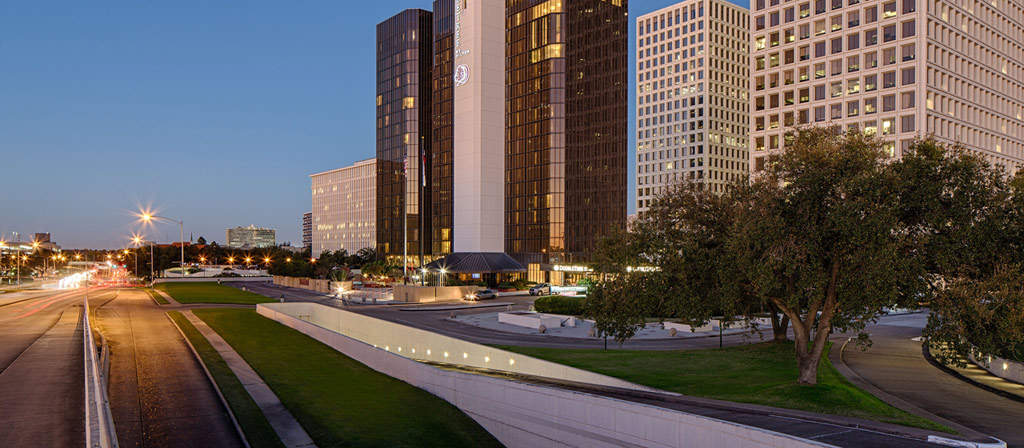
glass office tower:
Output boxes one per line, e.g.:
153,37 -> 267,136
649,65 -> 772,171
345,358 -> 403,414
376,9 -> 434,267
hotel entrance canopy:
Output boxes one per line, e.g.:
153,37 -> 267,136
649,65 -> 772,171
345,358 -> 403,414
424,252 -> 526,274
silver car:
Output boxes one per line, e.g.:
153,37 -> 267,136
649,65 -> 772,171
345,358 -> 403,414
471,289 -> 498,300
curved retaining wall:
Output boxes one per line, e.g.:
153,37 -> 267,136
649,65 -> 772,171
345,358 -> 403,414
971,352 -> 1024,385
256,302 -> 831,448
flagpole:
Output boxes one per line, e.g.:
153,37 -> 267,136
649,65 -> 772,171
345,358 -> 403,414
403,155 -> 408,285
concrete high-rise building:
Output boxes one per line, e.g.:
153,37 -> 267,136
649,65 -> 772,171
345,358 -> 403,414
750,0 -> 1024,170
636,0 -> 751,213
310,158 -> 377,258
226,225 -> 276,249
376,9 -> 433,268
302,212 -> 312,250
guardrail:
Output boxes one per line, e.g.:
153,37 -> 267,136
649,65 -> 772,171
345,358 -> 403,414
84,295 -> 118,448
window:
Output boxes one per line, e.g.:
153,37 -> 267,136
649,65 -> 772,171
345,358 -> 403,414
865,120 -> 878,135
883,25 -> 896,42
831,16 -> 843,32
785,91 -> 795,105
800,3 -> 811,18
756,16 -> 765,30
832,0 -> 843,9
756,36 -> 766,50
865,29 -> 878,46
815,20 -> 827,35
756,0 -> 766,9
756,56 -> 766,70
816,0 -> 826,13
770,12 -> 780,26
755,76 -> 765,90
881,117 -> 895,135
865,52 -> 878,68
831,82 -> 843,97
831,37 -> 843,54
786,29 -> 795,43
883,1 -> 897,18
799,45 -> 810,61
832,59 -> 843,75
800,87 -> 811,102
901,20 -> 916,38
848,34 -> 860,50
848,11 -> 860,27
786,7 -> 795,22
865,74 -> 878,91
785,50 -> 795,65
814,106 -> 826,122
848,101 -> 860,117
815,63 -> 826,78
901,91 -> 915,109
883,47 -> 896,65
815,84 -> 826,100
901,115 -> 915,133
800,66 -> 810,81
865,97 -> 877,114
770,32 -> 780,47
866,6 -> 878,23
848,78 -> 860,94
902,0 -> 916,14
882,94 -> 896,111
831,103 -> 843,119
815,41 -> 826,57
901,67 -> 915,85
883,71 -> 896,88
800,24 -> 811,39
769,53 -> 779,67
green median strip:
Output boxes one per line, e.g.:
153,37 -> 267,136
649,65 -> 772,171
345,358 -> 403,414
168,311 -> 285,448
497,342 -> 955,434
141,288 -> 169,305
156,282 -> 274,304
193,308 -> 503,448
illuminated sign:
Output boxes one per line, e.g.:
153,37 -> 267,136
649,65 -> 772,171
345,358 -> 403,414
552,265 -> 592,273
454,0 -> 471,59
454,64 -> 470,87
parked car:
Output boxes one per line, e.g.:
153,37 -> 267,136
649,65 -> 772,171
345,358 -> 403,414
468,289 -> 499,300
529,283 -> 551,296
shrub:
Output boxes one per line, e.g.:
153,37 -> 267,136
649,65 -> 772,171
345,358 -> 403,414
497,282 -> 513,290
512,278 -> 529,290
534,295 -> 585,315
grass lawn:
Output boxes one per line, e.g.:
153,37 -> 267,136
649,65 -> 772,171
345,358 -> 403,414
155,282 -> 274,304
168,312 -> 284,448
498,342 -> 954,433
141,288 -> 169,305
194,308 -> 502,448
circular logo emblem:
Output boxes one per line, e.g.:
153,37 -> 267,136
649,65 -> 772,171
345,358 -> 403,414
454,64 -> 470,87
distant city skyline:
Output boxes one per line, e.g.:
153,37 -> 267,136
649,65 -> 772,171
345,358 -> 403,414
0,0 -> 744,248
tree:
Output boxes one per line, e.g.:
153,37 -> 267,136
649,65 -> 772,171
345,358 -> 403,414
196,236 -> 207,245
590,128 -> 924,385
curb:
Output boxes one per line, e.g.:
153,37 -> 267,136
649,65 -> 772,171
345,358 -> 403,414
165,313 -> 251,448
921,344 -> 1024,406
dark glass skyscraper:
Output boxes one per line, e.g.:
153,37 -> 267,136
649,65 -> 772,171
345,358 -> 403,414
431,0 -> 455,259
505,0 -> 629,265
376,9 -> 433,267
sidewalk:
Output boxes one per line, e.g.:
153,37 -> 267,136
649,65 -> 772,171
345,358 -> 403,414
182,310 -> 316,448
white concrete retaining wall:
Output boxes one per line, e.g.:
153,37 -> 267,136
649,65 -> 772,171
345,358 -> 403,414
257,302 -> 652,391
971,353 -> 1024,385
499,312 -> 565,330
664,322 -> 714,333
256,302 -> 831,448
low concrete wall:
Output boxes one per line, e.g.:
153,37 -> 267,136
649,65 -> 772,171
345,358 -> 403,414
393,285 -> 480,303
272,276 -> 349,294
256,302 -> 829,448
664,322 -> 713,333
154,277 -> 270,284
971,352 -> 1024,385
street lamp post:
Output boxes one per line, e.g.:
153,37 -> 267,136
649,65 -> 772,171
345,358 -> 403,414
142,213 -> 185,278
133,236 -> 156,284
13,232 -> 20,285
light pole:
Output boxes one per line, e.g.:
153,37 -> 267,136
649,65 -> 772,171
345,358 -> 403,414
13,232 -> 21,285
133,236 -> 155,284
141,213 -> 185,278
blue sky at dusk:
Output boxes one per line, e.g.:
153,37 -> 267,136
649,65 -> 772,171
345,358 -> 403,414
0,0 -> 746,248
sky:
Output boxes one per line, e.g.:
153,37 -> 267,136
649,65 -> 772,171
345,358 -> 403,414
0,0 -> 746,249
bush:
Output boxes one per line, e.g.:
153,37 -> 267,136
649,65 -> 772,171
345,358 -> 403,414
534,295 -> 585,315
512,278 -> 529,290
497,282 -> 512,290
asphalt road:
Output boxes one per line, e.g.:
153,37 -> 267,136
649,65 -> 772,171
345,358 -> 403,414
840,313 -> 1024,447
240,282 -> 776,350
95,288 -> 244,448
0,288 -> 95,448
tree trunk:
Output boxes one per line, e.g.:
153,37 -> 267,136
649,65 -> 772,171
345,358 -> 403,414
769,303 -> 790,342
797,352 -> 819,384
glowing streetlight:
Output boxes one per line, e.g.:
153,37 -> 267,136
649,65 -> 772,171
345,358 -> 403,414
139,211 -> 186,278
285,257 -> 292,263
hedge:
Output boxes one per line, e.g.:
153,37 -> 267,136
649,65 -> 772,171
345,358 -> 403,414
533,295 -> 585,315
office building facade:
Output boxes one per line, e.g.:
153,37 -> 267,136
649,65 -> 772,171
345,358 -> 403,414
636,0 -> 751,213
302,212 -> 312,250
505,0 -> 630,265
750,0 -> 1024,170
226,225 -> 276,249
377,9 -> 434,268
310,158 -> 377,258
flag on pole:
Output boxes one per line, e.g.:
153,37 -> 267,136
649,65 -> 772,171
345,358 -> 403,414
421,145 -> 427,187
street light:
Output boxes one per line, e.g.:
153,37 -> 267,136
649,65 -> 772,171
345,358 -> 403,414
132,235 -> 156,284
140,212 -> 186,278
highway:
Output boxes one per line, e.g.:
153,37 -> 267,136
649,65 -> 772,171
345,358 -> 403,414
0,288 -> 97,448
